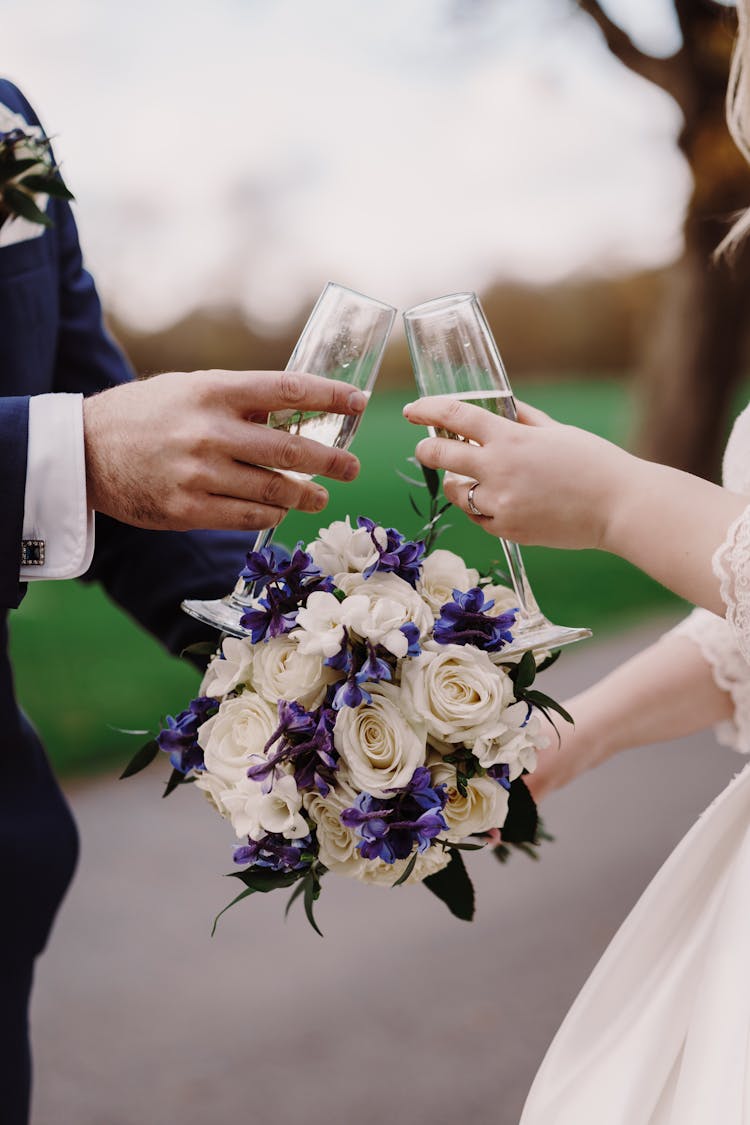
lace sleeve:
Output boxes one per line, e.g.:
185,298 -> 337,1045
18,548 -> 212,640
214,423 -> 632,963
714,504 -> 750,667
669,609 -> 750,753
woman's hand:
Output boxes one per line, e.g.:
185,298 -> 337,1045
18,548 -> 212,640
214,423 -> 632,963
403,396 -> 635,551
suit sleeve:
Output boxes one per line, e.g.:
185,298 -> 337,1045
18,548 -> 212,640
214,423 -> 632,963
0,396 -> 30,609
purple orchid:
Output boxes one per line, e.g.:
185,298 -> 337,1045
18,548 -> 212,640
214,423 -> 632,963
357,516 -> 426,588
239,543 -> 334,641
341,766 -> 448,864
157,696 -> 218,774
487,762 -> 512,791
233,831 -> 314,873
433,587 -> 517,652
247,702 -> 339,796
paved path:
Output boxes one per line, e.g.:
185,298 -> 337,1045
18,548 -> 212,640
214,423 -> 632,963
30,618 -> 743,1125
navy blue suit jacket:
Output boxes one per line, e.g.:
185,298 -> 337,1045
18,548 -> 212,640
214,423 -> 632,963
0,79 -> 249,957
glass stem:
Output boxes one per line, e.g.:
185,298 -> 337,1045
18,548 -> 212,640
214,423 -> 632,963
227,526 -> 276,608
498,537 -> 545,630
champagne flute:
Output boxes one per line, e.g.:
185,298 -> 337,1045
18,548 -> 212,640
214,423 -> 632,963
182,282 -> 396,637
403,292 -> 591,656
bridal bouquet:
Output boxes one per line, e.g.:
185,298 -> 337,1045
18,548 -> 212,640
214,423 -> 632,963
123,474 -> 569,933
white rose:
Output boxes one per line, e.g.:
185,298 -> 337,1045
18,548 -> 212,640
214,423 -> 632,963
340,593 -> 413,658
197,692 -> 278,786
200,637 -> 254,698
473,703 -> 549,778
418,549 -> 480,615
292,590 -> 346,659
193,770 -> 231,818
429,756 -> 509,841
222,774 -> 308,841
480,582 -> 519,618
336,572 -> 433,646
333,682 -> 427,796
251,634 -> 338,710
304,774 -> 366,877
306,516 -> 383,577
357,843 -> 451,887
401,642 -> 514,745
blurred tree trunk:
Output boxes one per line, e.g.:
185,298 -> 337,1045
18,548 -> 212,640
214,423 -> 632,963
580,0 -> 750,481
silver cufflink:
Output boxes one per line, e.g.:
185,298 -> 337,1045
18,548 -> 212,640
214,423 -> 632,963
21,539 -> 45,566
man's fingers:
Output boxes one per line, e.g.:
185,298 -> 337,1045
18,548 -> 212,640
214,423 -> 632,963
206,462 -> 330,514
210,370 -> 369,417
414,435 -> 483,477
195,495 -> 289,533
221,420 -> 360,482
403,395 -> 509,444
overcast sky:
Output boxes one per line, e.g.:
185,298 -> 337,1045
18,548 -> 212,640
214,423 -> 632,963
4,0 -> 696,330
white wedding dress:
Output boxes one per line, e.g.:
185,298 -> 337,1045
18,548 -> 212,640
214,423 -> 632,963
520,404 -> 750,1125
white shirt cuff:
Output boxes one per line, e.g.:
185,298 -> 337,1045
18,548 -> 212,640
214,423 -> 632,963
21,393 -> 95,580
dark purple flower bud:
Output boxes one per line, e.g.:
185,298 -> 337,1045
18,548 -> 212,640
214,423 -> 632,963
233,831 -> 314,873
400,621 -> 421,657
341,768 -> 448,865
356,516 -> 426,588
157,696 -> 218,773
433,587 -> 517,652
487,762 -> 512,791
357,644 -> 392,684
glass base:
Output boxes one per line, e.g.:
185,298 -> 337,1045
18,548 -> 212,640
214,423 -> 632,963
181,597 -> 253,638
500,620 -> 592,658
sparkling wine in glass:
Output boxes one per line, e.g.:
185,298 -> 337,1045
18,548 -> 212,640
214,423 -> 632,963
182,283 -> 396,637
403,292 -> 591,656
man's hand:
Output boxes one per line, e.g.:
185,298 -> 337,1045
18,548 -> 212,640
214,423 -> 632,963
83,369 -> 365,531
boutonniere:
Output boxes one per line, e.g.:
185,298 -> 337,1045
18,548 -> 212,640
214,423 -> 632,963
0,127 -> 74,230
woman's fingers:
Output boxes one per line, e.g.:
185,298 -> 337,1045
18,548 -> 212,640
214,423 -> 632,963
443,472 -> 492,523
414,435 -> 484,477
515,400 -> 554,427
403,395 -> 512,445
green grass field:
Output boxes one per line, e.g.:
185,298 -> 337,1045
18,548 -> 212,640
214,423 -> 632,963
9,378 -> 685,777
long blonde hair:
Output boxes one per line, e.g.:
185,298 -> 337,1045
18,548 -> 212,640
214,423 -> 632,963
718,0 -> 750,256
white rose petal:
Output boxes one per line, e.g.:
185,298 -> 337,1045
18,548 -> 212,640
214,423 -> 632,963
293,590 -> 346,659
333,682 -> 427,796
480,582 -> 520,618
418,549 -> 480,615
200,637 -> 254,698
304,774 -> 365,877
474,705 -> 549,778
336,572 -> 433,643
429,757 -> 509,841
251,634 -> 338,710
401,642 -> 513,745
306,516 -> 380,577
197,692 -> 278,786
357,843 -> 451,887
193,770 -> 232,818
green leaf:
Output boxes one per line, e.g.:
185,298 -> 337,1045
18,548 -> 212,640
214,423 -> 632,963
20,173 -> 73,200
211,886 -> 256,936
162,767 -> 188,798
422,464 -> 440,499
423,849 -> 475,921
284,879 -> 307,919
303,870 -> 324,937
511,650 -> 537,692
501,777 -> 538,845
119,738 -> 160,779
3,186 -> 52,226
391,850 -> 419,887
179,640 -> 218,659
408,493 -> 424,519
535,649 -> 561,674
447,840 -> 487,852
396,469 -> 427,489
0,157 -> 42,184
524,690 -> 574,726
229,867 -> 300,892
